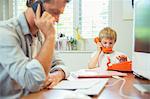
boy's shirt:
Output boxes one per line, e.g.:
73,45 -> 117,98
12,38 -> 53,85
91,51 -> 130,70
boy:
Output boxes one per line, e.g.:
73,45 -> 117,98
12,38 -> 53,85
88,27 -> 129,70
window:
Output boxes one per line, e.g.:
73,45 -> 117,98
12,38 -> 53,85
81,0 -> 110,38
56,0 -> 73,37
12,0 -> 73,37
0,0 -> 13,20
12,0 -> 110,39
13,0 -> 26,17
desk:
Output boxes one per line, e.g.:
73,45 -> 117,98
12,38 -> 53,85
22,73 -> 150,99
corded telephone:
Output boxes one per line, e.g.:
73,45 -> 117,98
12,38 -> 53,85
107,61 -> 132,72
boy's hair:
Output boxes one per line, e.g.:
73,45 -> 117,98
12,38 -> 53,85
99,27 -> 117,42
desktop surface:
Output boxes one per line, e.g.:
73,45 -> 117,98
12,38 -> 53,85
22,73 -> 150,99
96,73 -> 150,99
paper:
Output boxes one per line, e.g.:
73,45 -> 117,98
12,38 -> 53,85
75,78 -> 109,95
76,69 -> 127,78
53,79 -> 101,89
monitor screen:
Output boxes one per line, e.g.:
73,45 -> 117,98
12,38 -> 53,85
134,0 -> 150,53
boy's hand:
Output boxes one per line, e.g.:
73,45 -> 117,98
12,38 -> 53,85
96,42 -> 102,52
116,55 -> 127,63
34,4 -> 56,39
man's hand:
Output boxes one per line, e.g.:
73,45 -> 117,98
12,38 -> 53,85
44,70 -> 65,89
34,4 -> 56,39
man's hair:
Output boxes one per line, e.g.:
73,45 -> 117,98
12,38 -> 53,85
99,27 -> 117,43
26,0 -> 70,7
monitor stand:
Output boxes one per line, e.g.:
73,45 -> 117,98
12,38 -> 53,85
133,84 -> 150,93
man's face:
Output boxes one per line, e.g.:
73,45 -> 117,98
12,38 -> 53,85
43,0 -> 67,22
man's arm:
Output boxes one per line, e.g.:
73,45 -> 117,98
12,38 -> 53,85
43,52 -> 69,89
35,36 -> 55,75
34,4 -> 56,76
0,27 -> 46,92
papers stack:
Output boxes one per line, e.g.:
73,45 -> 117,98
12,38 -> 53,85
53,79 -> 101,89
75,69 -> 127,78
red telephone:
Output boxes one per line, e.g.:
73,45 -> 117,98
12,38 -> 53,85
94,37 -> 113,53
107,61 -> 132,72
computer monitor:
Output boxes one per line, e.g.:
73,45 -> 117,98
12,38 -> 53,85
132,0 -> 150,80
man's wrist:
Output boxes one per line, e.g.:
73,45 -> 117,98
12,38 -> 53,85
52,69 -> 65,80
58,69 -> 65,80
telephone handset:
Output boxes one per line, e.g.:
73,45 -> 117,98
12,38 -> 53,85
32,0 -> 45,16
94,37 -> 113,53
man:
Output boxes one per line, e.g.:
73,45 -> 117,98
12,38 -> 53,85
0,0 -> 70,98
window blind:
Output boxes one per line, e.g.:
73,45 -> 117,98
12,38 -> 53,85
13,0 -> 26,17
81,0 -> 110,38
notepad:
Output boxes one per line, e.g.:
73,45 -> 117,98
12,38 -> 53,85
76,69 -> 127,78
75,78 -> 109,95
53,79 -> 101,90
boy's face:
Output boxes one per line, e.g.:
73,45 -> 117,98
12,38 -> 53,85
101,38 -> 115,48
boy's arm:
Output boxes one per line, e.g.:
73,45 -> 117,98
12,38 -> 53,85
88,51 -> 101,69
88,42 -> 102,69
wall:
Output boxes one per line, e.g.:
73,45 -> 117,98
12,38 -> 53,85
58,51 -> 93,72
59,0 -> 133,71
111,0 -> 133,59
85,0 -> 133,59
